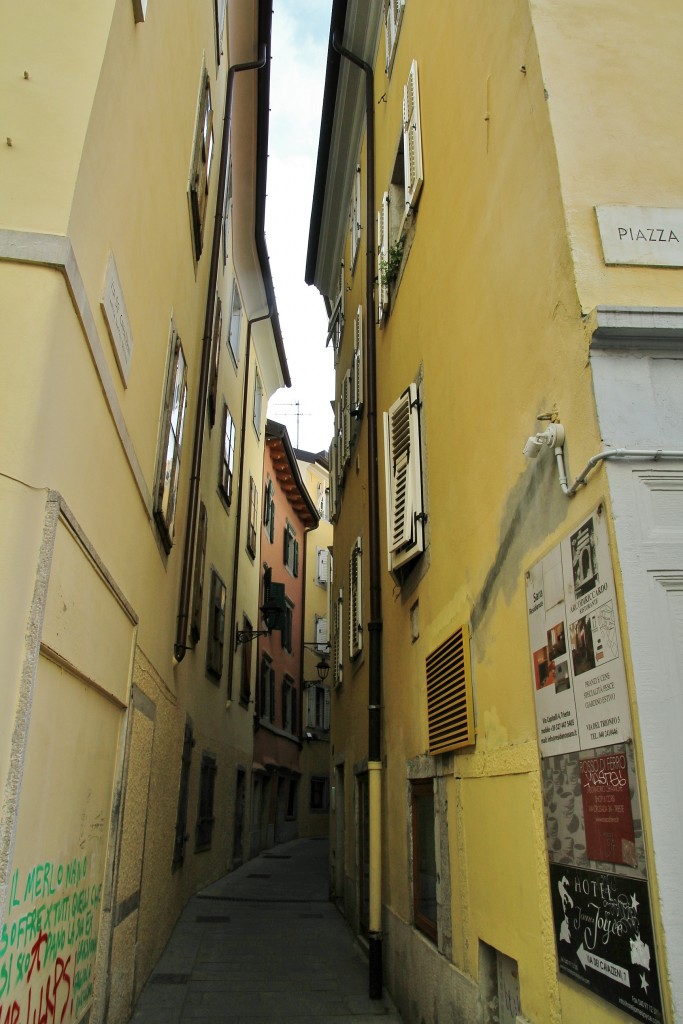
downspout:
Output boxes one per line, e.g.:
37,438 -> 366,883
225,309 -> 272,699
174,49 -> 267,664
331,33 -> 384,1000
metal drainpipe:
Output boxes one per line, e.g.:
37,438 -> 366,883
175,49 -> 267,664
331,33 -> 384,1001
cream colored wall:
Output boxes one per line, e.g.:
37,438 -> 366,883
329,2 -> 674,1022
531,0 -> 683,312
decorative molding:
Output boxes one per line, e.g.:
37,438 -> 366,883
592,305 -> 683,350
0,229 -> 152,517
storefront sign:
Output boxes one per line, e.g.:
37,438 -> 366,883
549,865 -> 663,1024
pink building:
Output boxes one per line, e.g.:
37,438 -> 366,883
250,420 -> 319,852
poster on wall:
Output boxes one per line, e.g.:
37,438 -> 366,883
549,864 -> 663,1024
527,508 -> 663,1022
526,508 -> 632,756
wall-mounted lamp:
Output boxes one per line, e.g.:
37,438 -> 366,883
303,641 -> 331,682
523,418 -> 683,497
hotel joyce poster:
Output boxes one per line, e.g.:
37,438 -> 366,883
526,509 -> 663,1023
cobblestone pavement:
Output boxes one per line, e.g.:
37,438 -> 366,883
130,837 -> 403,1023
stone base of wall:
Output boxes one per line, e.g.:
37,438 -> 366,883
383,906 -> 480,1024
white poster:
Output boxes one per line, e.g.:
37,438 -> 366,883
527,509 -> 632,757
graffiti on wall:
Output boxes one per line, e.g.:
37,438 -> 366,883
0,855 -> 102,1024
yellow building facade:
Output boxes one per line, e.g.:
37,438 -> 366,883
295,449 -> 333,840
307,2 -> 683,1023
0,2 -> 288,1022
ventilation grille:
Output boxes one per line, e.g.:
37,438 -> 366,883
426,626 -> 475,754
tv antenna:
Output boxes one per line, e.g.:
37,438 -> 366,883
270,400 -> 312,448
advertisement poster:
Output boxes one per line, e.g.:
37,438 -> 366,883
528,509 -> 663,1021
527,510 -> 631,757
549,864 -> 663,1024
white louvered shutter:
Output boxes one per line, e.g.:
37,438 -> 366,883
316,615 -> 328,651
377,193 -> 390,323
351,166 -> 362,269
384,382 -> 425,571
353,306 -> 364,412
403,60 -> 423,211
334,587 -> 343,686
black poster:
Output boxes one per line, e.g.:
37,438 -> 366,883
549,864 -> 663,1023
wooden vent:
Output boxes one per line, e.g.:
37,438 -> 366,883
426,626 -> 475,754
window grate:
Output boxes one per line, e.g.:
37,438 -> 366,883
426,626 -> 475,754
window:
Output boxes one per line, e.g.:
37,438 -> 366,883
189,69 -> 214,260
172,722 -> 194,869
259,653 -> 274,720
350,165 -> 362,271
317,480 -> 329,522
310,777 -> 329,812
154,326 -> 188,552
253,368 -> 263,437
326,261 -> 345,365
411,778 -> 437,941
384,381 -> 425,573
426,626 -> 475,753
333,587 -> 343,688
239,616 -> 252,705
195,753 -> 217,852
315,613 -> 328,652
281,599 -> 293,653
207,295 -> 222,428
352,305 -> 364,416
384,0 -> 406,75
316,547 -> 329,585
284,523 -> 299,577
349,537 -> 363,659
213,0 -> 227,65
328,438 -> 338,523
377,59 -> 423,323
206,570 -> 226,679
190,502 -> 208,643
282,677 -> 294,731
247,477 -> 258,557
219,403 -> 236,505
286,778 -> 298,819
306,684 -> 330,731
263,479 -> 276,542
228,280 -> 242,364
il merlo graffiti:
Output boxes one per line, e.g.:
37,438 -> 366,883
0,855 -> 102,1024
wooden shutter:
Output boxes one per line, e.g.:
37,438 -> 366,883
328,439 -> 338,522
307,685 -> 316,728
384,382 -> 425,571
353,305 -> 364,413
323,689 -> 331,730
426,626 -> 475,753
348,538 -> 363,659
403,60 -> 423,210
384,0 -> 405,74
377,193 -> 390,323
317,547 -> 329,584
155,331 -> 187,551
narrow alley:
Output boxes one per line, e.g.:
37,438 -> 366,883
131,839 -> 402,1024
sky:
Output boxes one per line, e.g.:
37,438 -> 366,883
265,0 -> 335,456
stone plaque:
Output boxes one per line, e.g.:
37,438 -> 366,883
595,205 -> 683,267
101,252 -> 134,385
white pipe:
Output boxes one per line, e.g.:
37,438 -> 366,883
554,445 -> 683,498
